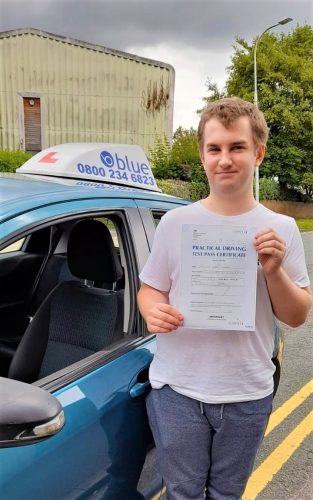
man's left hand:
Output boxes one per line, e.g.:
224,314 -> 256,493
254,227 -> 286,277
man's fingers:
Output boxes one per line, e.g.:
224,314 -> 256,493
147,303 -> 184,333
256,240 -> 286,251
255,228 -> 285,246
149,312 -> 182,329
148,324 -> 177,334
256,239 -> 286,257
255,227 -> 280,239
254,228 -> 286,257
147,319 -> 180,333
157,303 -> 184,320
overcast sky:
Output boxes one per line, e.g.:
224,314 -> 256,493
1,0 -> 312,130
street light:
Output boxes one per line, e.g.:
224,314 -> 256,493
253,17 -> 293,201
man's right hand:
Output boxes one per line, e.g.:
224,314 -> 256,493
146,303 -> 184,333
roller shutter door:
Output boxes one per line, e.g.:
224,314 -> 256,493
23,97 -> 42,152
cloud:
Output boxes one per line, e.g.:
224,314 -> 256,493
1,0 -> 312,53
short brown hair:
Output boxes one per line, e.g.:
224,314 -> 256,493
197,97 -> 269,151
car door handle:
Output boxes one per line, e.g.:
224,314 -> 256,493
129,380 -> 150,398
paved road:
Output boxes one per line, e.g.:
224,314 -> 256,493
252,232 -> 313,500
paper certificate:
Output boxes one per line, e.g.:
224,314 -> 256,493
179,224 -> 258,331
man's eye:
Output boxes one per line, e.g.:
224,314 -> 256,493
207,148 -> 219,152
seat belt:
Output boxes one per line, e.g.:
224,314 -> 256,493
25,226 -> 62,322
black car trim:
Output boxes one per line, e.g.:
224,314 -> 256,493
36,334 -> 156,393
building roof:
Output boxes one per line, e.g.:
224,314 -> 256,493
0,27 -> 174,72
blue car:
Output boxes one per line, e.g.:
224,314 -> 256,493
0,144 -> 282,499
0,143 -> 188,499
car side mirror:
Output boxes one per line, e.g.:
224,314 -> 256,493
0,377 -> 65,448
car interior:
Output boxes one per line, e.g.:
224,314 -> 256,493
0,214 -> 133,382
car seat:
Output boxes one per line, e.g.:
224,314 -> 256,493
8,219 -> 124,383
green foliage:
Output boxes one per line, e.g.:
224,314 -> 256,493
156,179 -> 193,199
189,163 -> 209,200
261,142 -> 304,188
0,150 -> 32,173
149,128 -> 210,201
190,181 -> 209,201
148,135 -> 172,179
190,162 -> 207,184
258,177 -> 280,201
149,128 -> 205,179
199,79 -> 226,111
170,127 -> 201,180
202,25 -> 313,197
300,173 -> 313,197
157,179 -> 209,202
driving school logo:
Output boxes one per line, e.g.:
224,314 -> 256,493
76,150 -> 155,188
100,151 -> 114,168
100,150 -> 150,175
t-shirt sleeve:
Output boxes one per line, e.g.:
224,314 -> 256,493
139,217 -> 171,292
283,221 -> 310,288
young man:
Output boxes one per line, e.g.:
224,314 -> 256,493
137,97 -> 312,500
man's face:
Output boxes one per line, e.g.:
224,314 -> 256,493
200,117 -> 265,197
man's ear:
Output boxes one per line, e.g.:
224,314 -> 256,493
255,144 -> 266,167
199,147 -> 205,166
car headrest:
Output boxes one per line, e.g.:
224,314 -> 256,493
67,220 -> 123,283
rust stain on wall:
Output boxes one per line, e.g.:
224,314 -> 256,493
142,77 -> 170,114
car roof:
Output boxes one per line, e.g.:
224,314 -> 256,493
0,172 -> 187,224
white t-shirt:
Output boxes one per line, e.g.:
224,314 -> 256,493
139,202 -> 310,403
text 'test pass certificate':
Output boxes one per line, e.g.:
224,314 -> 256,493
179,224 -> 258,331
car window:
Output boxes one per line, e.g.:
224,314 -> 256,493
97,217 -> 119,247
0,238 -> 25,253
152,211 -> 167,226
0,212 -> 138,382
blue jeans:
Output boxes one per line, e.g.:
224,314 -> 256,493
146,386 -> 273,500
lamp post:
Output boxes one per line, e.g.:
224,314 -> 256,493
253,17 -> 293,201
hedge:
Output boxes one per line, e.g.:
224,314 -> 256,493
0,151 -> 32,173
157,177 -> 281,202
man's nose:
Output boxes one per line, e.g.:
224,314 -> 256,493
218,153 -> 232,168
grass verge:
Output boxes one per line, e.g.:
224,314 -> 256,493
296,219 -> 313,232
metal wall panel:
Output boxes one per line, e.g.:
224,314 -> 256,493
0,29 -> 175,153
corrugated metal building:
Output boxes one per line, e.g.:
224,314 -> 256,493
0,28 -> 175,154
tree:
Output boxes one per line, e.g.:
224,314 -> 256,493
199,79 -> 226,110
203,25 -> 313,196
148,128 -> 209,200
149,128 -> 202,180
170,127 -> 201,180
148,135 -> 172,179
301,172 -> 313,198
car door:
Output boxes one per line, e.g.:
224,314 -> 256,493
0,200 -> 162,500
1,341 -> 160,500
